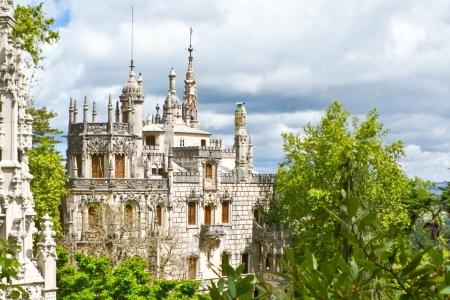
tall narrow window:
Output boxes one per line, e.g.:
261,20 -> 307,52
222,252 -> 230,276
124,204 -> 134,229
88,205 -> 101,230
76,154 -> 82,177
205,164 -> 212,179
91,154 -> 104,178
0,149 -> 2,161
201,139 -> 206,147
115,154 -> 125,178
188,202 -> 196,225
180,139 -> 185,146
204,205 -> 212,225
156,205 -> 162,227
242,253 -> 249,274
222,202 -> 229,224
188,257 -> 197,279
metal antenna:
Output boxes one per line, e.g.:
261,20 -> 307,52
130,0 -> 135,71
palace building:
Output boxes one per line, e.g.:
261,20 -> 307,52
63,30 -> 282,281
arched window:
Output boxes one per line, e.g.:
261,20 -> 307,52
124,204 -> 134,229
222,252 -> 230,276
204,205 -> 212,225
115,154 -> 125,178
91,154 -> 104,178
205,164 -> 213,179
156,205 -> 162,227
88,205 -> 101,230
222,202 -> 230,224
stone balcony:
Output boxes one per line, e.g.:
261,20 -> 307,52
200,224 -> 225,239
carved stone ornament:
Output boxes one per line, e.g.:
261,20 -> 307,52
86,137 -> 109,154
112,137 -> 135,154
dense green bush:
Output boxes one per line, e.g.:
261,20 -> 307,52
56,248 -> 206,300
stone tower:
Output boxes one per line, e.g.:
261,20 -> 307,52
233,103 -> 252,173
0,0 -> 57,299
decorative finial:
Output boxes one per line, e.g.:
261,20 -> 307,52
188,27 -> 194,59
130,0 -> 135,71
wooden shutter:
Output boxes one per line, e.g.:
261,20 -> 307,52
204,205 -> 211,225
188,202 -> 196,225
115,154 -> 125,178
156,205 -> 162,226
222,202 -> 229,224
188,257 -> 197,279
91,154 -> 104,178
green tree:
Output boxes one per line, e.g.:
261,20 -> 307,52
12,2 -> 59,66
28,138 -> 67,235
276,101 -> 410,262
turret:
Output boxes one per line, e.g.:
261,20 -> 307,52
73,99 -> 78,123
233,103 -> 249,170
163,68 -> 182,125
183,27 -> 199,128
119,62 -> 144,134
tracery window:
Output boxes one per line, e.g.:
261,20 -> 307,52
91,154 -> 104,178
115,154 -> 125,178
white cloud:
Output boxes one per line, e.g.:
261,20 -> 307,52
17,0 -> 450,181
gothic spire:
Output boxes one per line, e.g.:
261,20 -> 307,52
183,27 -> 199,128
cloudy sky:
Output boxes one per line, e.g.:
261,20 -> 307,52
15,0 -> 450,181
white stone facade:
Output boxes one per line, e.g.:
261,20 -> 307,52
0,1 -> 57,299
63,37 -> 280,282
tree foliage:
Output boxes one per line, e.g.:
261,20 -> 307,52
56,248 -> 206,300
28,114 -> 67,235
275,101 -> 410,261
12,3 -> 59,66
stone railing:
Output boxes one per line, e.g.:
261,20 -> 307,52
113,123 -> 132,135
173,147 -> 223,159
70,178 -> 168,190
200,224 -> 225,238
68,122 -> 132,135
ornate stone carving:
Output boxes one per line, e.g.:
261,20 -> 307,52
112,137 -> 135,154
86,137 -> 108,154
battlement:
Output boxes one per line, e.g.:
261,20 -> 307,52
173,172 -> 200,183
